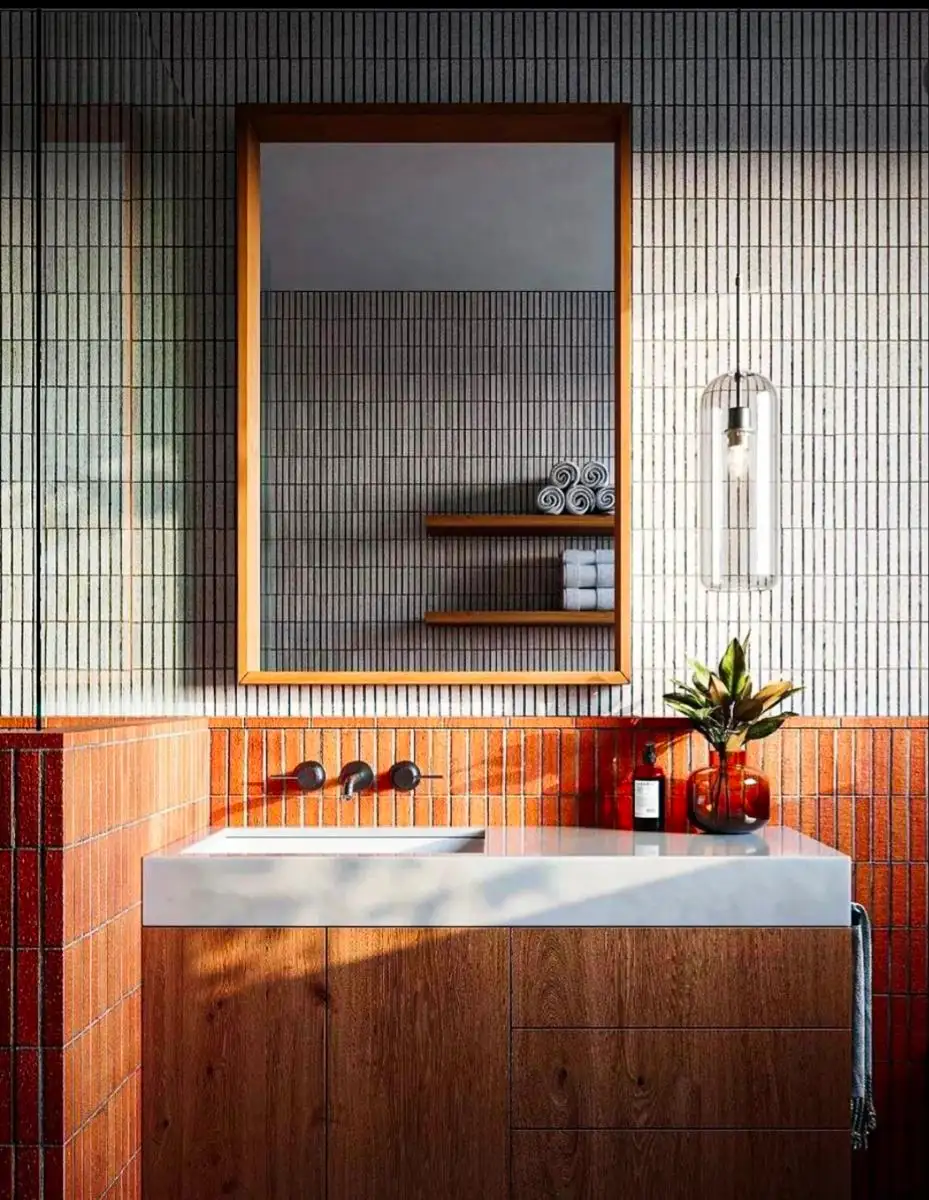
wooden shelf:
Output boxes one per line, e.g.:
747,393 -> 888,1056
425,514 -> 614,537
424,610 -> 615,627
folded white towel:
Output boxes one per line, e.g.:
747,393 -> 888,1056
564,483 -> 597,515
595,486 -> 615,514
580,459 -> 610,489
549,460 -> 580,489
563,587 -> 615,611
563,587 -> 596,611
562,548 -> 615,565
563,563 -> 615,588
536,484 -> 566,515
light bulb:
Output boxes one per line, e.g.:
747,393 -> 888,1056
726,435 -> 751,479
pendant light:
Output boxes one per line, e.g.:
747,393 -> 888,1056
699,9 -> 780,592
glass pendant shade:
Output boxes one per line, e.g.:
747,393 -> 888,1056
699,370 -> 779,591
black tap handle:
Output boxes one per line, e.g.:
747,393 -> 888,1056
294,760 -> 326,792
389,761 -> 442,792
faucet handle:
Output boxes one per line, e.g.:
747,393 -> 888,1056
294,760 -> 326,792
389,760 -> 441,792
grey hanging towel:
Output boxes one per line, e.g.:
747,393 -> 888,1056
851,902 -> 878,1149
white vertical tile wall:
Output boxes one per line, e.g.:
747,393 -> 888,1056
0,9 -> 927,717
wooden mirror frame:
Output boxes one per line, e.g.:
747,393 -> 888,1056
237,104 -> 632,686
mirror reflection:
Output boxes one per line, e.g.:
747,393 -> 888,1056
258,140 -> 616,674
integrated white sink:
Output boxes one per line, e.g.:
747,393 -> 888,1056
180,827 -> 487,856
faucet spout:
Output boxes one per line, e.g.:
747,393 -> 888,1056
339,760 -> 374,798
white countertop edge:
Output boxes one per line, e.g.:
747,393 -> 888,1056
143,851 -> 852,928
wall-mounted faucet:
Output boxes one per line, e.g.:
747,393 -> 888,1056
339,760 -> 374,798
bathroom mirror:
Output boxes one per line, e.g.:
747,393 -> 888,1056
237,105 -> 631,684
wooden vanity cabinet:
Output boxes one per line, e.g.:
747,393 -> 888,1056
510,929 -> 851,1200
142,926 -> 850,1200
142,929 -> 327,1199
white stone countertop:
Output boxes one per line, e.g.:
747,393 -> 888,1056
143,825 -> 851,928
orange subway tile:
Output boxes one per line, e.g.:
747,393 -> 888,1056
449,730 -> 469,797
521,729 -> 541,796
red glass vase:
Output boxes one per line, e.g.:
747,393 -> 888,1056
687,750 -> 770,835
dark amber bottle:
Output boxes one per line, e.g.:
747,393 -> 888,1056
633,742 -> 666,832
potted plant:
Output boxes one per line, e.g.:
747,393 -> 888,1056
663,636 -> 801,834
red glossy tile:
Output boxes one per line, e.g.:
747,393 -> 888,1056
43,1047 -> 64,1143
0,755 -> 13,849
0,1048 -> 10,1141
890,929 -> 909,994
14,751 -> 41,848
14,1146 -> 40,1200
0,850 -> 10,947
0,948 -> 10,1049
14,947 -> 38,1046
14,1047 -> 39,1142
15,849 -> 40,947
560,729 -> 579,797
871,864 -> 892,927
911,863 -> 928,928
43,1145 -> 64,1200
44,849 -> 64,946
0,1147 -> 11,1200
872,928 -> 891,993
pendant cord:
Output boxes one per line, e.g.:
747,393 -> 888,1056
734,8 -> 742,386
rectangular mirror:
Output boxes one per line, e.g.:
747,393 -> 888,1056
237,106 -> 631,685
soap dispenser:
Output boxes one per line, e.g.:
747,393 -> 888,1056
633,743 -> 665,833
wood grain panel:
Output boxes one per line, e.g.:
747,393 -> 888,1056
512,929 -> 851,1029
423,611 -> 615,627
327,928 -> 509,1200
142,928 -> 326,1200
425,514 -> 615,536
512,1130 -> 851,1200
512,1029 -> 849,1129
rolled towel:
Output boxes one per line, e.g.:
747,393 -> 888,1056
536,484 -> 566,515
564,563 -> 615,588
580,459 -> 610,489
563,587 -> 597,611
563,587 -> 615,612
562,548 -> 614,565
595,486 -> 615,514
550,460 -> 580,489
564,483 -> 597,515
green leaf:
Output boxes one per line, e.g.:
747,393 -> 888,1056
718,638 -> 746,695
744,712 -> 796,742
664,699 -> 707,721
736,673 -> 753,700
687,659 -> 712,692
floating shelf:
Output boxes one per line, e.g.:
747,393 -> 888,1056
424,610 -> 615,627
425,514 -> 614,537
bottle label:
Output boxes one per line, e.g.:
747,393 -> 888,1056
634,780 -> 660,820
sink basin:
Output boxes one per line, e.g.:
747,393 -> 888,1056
180,827 -> 486,856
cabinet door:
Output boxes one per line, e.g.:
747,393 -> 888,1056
143,928 -> 326,1200
327,928 -> 509,1200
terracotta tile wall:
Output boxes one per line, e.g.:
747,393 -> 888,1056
0,721 -> 210,1200
212,715 -> 928,1200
